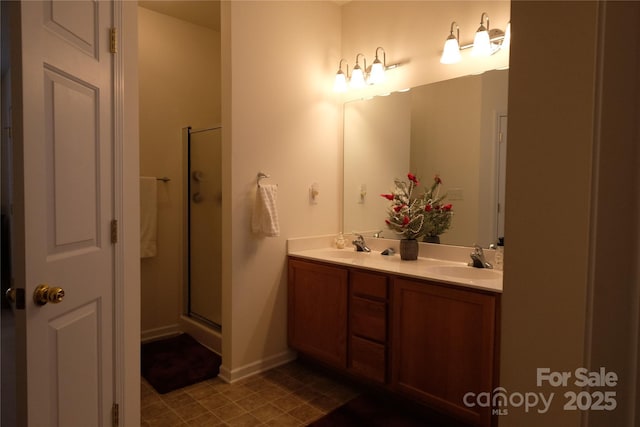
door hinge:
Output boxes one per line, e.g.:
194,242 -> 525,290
110,28 -> 117,54
112,403 -> 119,427
111,219 -> 118,244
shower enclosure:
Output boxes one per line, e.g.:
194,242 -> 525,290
183,126 -> 222,329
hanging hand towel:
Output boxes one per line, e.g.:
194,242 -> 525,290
140,177 -> 158,258
252,184 -> 280,237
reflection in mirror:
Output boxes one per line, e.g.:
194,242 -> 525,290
343,69 -> 508,248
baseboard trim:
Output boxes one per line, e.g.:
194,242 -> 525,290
140,324 -> 181,343
179,315 -> 222,354
218,349 -> 297,383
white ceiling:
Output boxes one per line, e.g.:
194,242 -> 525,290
138,1 -> 220,31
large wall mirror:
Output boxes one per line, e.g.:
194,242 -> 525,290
343,69 -> 508,248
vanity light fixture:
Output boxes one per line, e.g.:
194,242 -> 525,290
368,47 -> 387,84
350,53 -> 367,89
440,13 -> 509,64
333,47 -> 398,92
440,21 -> 461,64
333,59 -> 349,93
472,12 -> 492,56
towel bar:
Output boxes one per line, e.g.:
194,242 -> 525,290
257,172 -> 270,187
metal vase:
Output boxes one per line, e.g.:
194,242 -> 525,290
400,239 -> 419,260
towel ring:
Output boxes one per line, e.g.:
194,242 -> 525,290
257,172 -> 270,187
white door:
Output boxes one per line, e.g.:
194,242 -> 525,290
9,1 -> 115,426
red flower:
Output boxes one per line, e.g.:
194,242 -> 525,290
385,219 -> 391,225
407,173 -> 419,185
434,175 -> 442,185
393,204 -> 405,212
443,204 -> 453,211
425,205 -> 432,212
402,216 -> 410,225
381,193 -> 394,200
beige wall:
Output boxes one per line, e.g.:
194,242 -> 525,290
138,6 -> 221,336
221,1 -> 342,378
501,1 -> 640,426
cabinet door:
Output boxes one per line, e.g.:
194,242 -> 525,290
391,278 -> 497,427
288,259 -> 348,369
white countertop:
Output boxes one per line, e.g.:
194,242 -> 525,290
287,235 -> 503,293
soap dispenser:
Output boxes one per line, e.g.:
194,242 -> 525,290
335,232 -> 346,249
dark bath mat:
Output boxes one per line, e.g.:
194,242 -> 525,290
141,333 -> 221,394
307,393 -> 471,427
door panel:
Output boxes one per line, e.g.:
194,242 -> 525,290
45,66 -> 100,254
50,301 -> 100,427
44,0 -> 99,57
10,1 -> 115,426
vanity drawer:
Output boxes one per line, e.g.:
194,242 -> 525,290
351,270 -> 388,299
351,297 -> 386,342
350,335 -> 386,383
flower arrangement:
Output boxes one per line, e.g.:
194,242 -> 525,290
381,173 -> 454,242
380,173 -> 425,240
420,175 -> 453,239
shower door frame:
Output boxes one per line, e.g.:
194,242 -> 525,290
182,125 -> 223,330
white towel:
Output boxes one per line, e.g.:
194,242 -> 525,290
252,184 -> 280,237
140,177 -> 158,258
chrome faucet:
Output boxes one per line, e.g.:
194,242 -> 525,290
352,234 -> 371,252
469,244 -> 493,269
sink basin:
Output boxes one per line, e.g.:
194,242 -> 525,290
426,265 -> 502,281
324,250 -> 369,259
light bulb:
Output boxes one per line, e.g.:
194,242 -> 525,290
440,36 -> 461,64
368,60 -> 385,84
350,66 -> 366,88
472,25 -> 491,56
334,71 -> 347,92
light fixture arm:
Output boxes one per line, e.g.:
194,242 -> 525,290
354,53 -> 367,72
374,47 -> 386,69
479,12 -> 490,31
337,58 -> 349,78
449,21 -> 460,41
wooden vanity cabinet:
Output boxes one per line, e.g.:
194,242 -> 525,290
287,258 -> 348,369
348,270 -> 389,383
391,277 -> 499,427
288,257 -> 500,427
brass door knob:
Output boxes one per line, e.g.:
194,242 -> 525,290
5,288 -> 16,304
33,284 -> 65,306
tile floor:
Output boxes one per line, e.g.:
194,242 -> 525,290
141,360 -> 362,427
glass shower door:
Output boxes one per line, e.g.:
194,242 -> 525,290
186,127 -> 222,328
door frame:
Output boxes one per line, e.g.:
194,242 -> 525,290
114,1 -> 141,425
